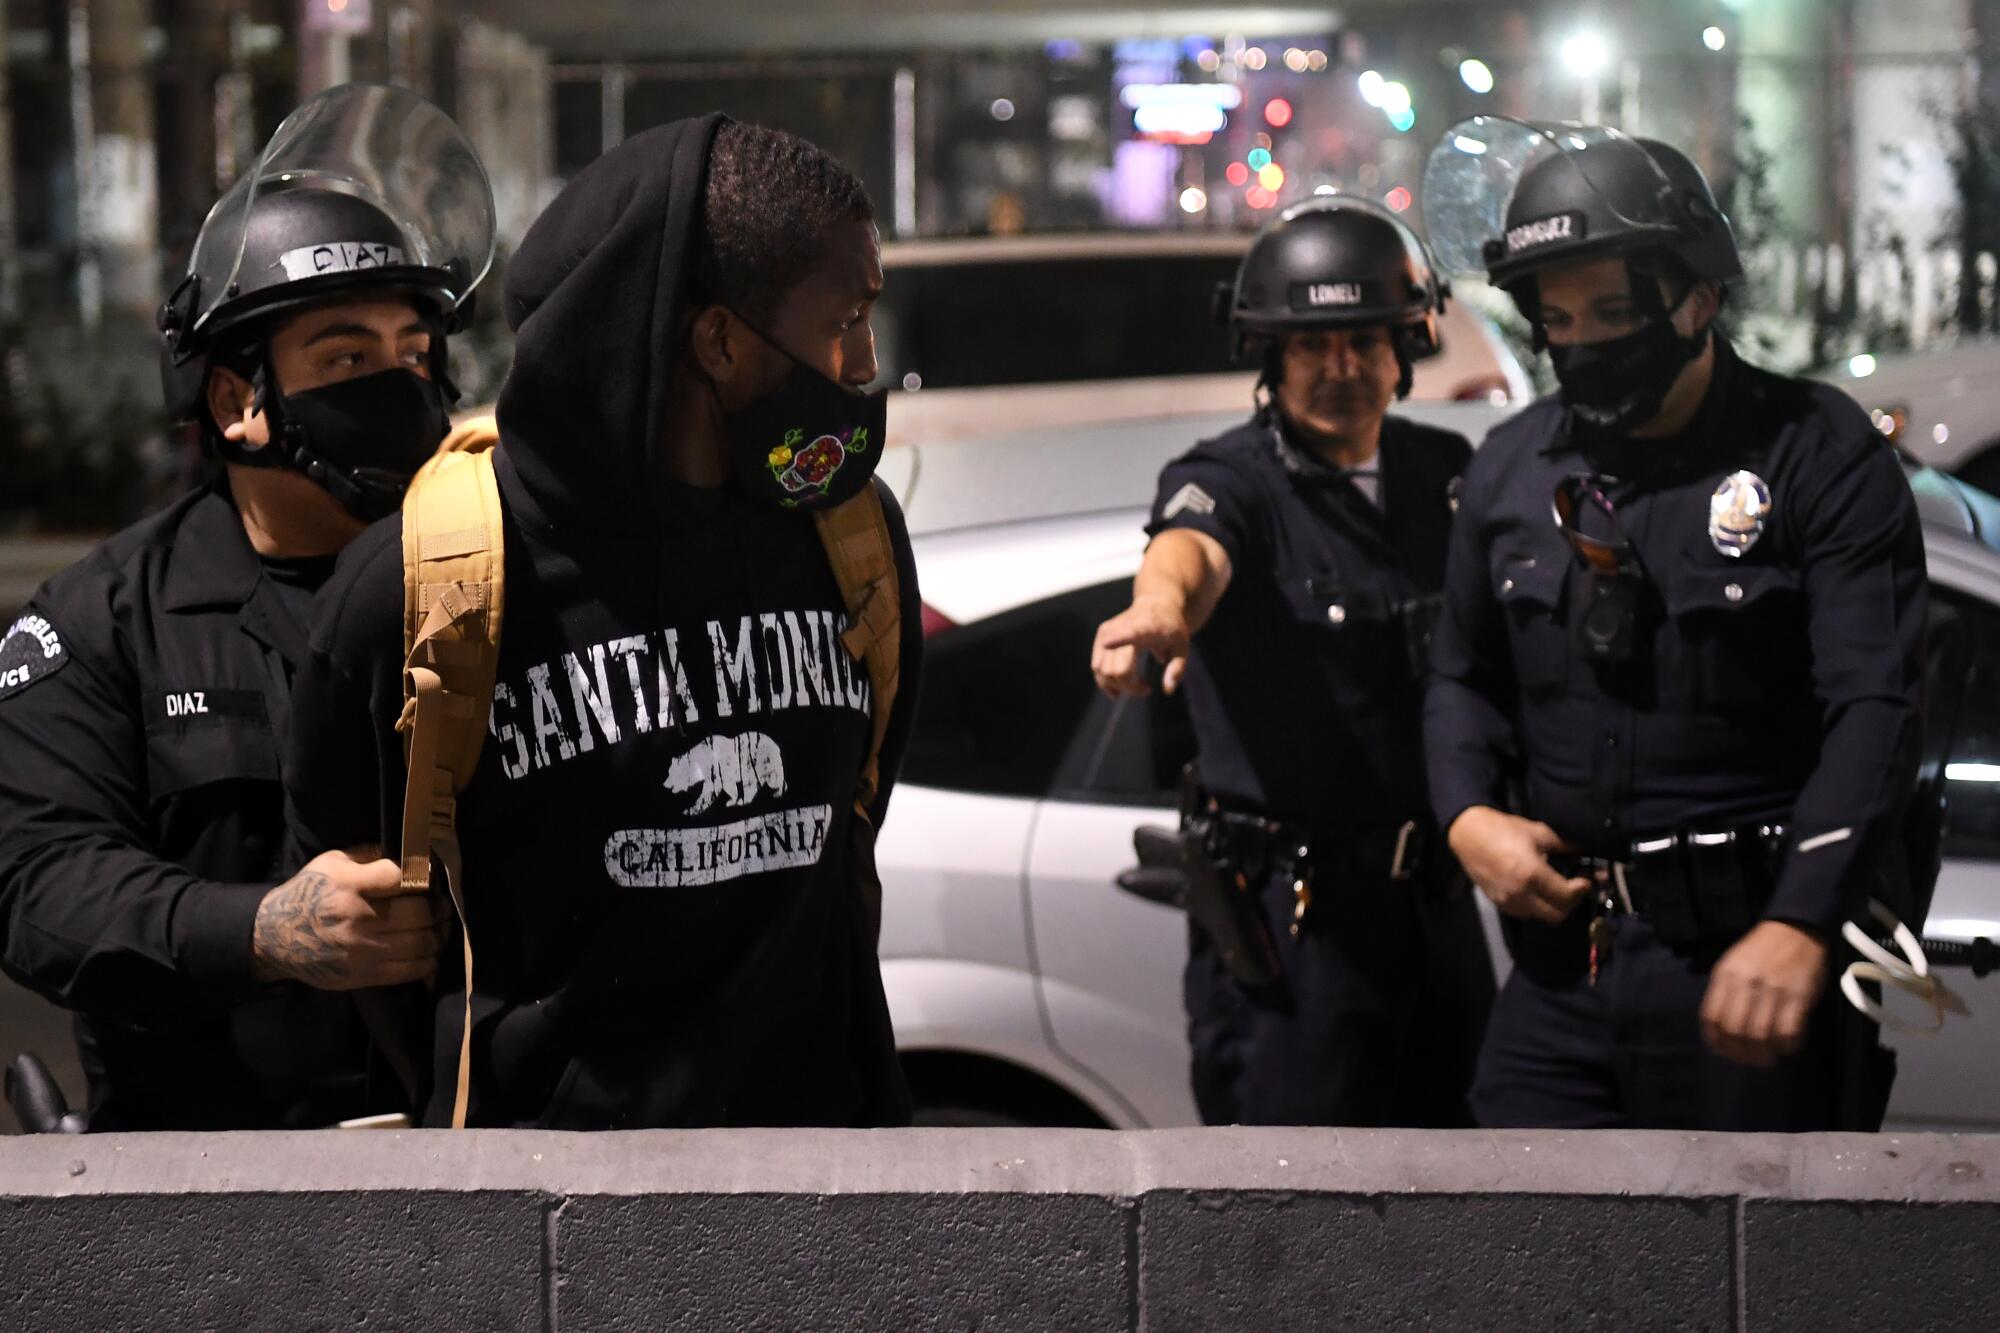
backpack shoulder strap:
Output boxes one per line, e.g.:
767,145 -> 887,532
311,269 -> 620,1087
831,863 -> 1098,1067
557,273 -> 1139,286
400,417 -> 505,793
814,481 -> 900,818
396,416 -> 503,1129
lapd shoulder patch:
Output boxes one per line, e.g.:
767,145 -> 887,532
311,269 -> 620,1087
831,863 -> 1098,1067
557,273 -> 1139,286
1162,482 -> 1219,521
0,613 -> 69,701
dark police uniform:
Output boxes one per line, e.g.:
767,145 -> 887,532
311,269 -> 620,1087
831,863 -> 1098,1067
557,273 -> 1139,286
1151,413 -> 1494,1126
0,482 -> 381,1129
1426,337 -> 1926,1130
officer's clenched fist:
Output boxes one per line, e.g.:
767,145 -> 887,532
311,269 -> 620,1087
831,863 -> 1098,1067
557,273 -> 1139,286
1447,805 -> 1594,925
251,850 -> 441,990
1700,920 -> 1830,1067
1092,594 -> 1193,697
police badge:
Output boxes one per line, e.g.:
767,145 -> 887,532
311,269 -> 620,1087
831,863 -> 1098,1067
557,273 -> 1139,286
1708,470 -> 1772,558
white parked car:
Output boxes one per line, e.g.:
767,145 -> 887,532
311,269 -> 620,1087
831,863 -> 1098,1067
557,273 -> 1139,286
875,401 -> 2000,1131
877,232 -> 1534,455
1831,341 -> 2000,493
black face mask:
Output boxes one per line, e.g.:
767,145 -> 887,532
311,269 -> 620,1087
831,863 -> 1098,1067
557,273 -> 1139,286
271,367 -> 452,521
720,327 -> 887,512
1545,316 -> 1706,442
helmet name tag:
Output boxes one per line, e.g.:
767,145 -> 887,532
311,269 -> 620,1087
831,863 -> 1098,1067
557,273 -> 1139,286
1305,282 -> 1362,307
277,241 -> 407,281
1505,211 -> 1583,254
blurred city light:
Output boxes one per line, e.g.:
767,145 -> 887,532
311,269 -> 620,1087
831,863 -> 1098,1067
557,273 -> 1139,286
1239,47 -> 1269,71
1703,26 -> 1728,52
1284,47 -> 1310,73
1133,103 -> 1227,138
1850,353 -> 1878,377
1459,58 -> 1495,94
1388,107 -> 1417,133
1179,186 -> 1209,214
1226,161 -> 1251,187
1196,49 -> 1222,72
1314,184 -> 1338,195
1119,83 -> 1244,110
1358,70 -> 1387,106
989,98 -> 1016,121
1561,32 -> 1610,78
1307,49 -> 1329,72
1264,97 -> 1294,128
1385,186 -> 1413,212
1246,185 -> 1278,209
1258,163 -> 1286,190
1380,81 -> 1412,115
1247,147 -> 1273,170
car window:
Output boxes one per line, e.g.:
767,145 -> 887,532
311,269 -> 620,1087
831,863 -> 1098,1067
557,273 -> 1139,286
1052,687 -> 1197,807
901,580 -> 1130,798
1929,586 -> 2000,858
876,255 -> 1242,392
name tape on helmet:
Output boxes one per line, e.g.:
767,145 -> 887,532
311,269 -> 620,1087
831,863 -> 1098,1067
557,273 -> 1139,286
1505,211 -> 1585,255
277,241 -> 408,282
1297,281 -> 1364,309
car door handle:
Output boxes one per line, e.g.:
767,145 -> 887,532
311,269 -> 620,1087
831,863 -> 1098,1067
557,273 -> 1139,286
1117,823 -> 1188,908
1115,864 -> 1187,909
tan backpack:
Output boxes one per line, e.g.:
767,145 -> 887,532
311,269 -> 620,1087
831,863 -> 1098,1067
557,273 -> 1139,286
394,417 -> 902,1126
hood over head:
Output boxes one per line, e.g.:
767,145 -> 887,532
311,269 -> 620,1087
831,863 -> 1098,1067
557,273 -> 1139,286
495,113 -> 726,533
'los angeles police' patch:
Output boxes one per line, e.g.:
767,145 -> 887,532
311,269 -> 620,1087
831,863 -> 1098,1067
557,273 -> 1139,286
0,613 -> 68,701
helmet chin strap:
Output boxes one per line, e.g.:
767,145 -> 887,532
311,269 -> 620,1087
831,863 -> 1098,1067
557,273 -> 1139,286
1251,327 -> 1417,417
218,317 -> 459,519
1519,257 -> 1712,358
237,344 -> 405,519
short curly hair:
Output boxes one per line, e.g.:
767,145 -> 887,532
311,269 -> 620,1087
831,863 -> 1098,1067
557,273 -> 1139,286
689,120 -> 875,326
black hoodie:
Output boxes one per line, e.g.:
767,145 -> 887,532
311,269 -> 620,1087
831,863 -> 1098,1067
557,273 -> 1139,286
286,115 -> 920,1128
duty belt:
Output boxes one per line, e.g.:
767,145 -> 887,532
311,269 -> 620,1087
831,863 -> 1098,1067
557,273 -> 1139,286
1199,808 -> 1432,938
1213,810 -> 1429,884
1556,823 -> 1788,977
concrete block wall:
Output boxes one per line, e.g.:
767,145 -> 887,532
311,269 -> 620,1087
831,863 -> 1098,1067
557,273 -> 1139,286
1,1128 -> 1996,1331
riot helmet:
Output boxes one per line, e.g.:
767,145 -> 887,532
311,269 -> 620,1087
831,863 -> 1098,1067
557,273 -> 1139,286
1217,194 -> 1449,400
158,83 -> 496,520
1422,118 -> 1732,439
1632,138 -> 1743,284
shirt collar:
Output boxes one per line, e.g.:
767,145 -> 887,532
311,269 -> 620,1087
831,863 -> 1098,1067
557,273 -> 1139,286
1267,413 -> 1384,488
160,483 -> 264,613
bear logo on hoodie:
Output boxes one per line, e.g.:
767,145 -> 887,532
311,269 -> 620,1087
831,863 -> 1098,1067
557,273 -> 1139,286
664,731 -> 788,814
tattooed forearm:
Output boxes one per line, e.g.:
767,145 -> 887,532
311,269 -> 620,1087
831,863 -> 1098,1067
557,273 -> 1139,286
251,870 -> 351,986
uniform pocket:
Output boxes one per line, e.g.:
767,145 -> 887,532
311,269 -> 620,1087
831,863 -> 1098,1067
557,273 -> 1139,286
1281,572 -> 1405,699
145,713 -> 279,801
1492,552 -> 1570,697
1664,561 -> 1807,708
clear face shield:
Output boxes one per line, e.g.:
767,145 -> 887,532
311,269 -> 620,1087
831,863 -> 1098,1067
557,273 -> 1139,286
1418,117 -> 1679,285
168,83 -> 497,349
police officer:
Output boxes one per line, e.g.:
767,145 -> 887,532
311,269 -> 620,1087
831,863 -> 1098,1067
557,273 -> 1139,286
1419,119 -> 1926,1130
0,85 -> 493,1129
1090,197 -> 1495,1127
